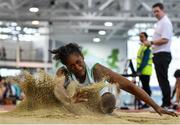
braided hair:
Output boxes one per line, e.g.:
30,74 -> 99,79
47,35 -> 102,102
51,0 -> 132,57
49,43 -> 83,65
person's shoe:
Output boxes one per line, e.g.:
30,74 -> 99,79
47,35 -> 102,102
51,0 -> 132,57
161,104 -> 171,108
161,104 -> 176,112
171,103 -> 180,110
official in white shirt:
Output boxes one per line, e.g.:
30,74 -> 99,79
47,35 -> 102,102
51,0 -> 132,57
144,2 -> 173,108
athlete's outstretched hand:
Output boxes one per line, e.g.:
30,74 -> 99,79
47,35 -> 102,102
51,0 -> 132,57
155,106 -> 178,117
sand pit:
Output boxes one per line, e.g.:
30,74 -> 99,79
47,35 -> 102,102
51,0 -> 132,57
0,71 -> 179,124
0,109 -> 180,124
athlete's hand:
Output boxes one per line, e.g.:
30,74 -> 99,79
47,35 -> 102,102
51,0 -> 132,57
71,90 -> 89,103
155,107 -> 178,117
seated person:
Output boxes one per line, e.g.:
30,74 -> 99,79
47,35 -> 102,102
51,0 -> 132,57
172,69 -> 180,110
0,76 -> 6,104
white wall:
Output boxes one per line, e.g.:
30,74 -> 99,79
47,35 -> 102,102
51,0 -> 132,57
80,41 -> 127,73
0,40 -> 33,60
31,27 -> 49,62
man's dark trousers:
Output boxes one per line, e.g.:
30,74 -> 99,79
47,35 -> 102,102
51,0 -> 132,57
153,52 -> 172,107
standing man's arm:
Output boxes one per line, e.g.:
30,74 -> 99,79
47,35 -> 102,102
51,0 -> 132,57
150,38 -> 168,45
144,38 -> 169,46
144,21 -> 172,46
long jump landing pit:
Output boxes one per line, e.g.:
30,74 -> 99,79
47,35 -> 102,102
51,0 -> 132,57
0,71 -> 179,124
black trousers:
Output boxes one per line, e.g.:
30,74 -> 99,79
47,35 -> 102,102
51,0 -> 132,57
139,75 -> 151,96
153,52 -> 172,106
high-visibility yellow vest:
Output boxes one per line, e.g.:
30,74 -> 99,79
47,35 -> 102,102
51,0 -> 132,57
136,45 -> 153,75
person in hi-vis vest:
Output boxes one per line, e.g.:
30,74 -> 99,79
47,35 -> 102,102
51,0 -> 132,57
137,32 -> 153,109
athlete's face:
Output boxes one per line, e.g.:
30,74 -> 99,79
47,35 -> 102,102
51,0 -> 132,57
66,53 -> 86,78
